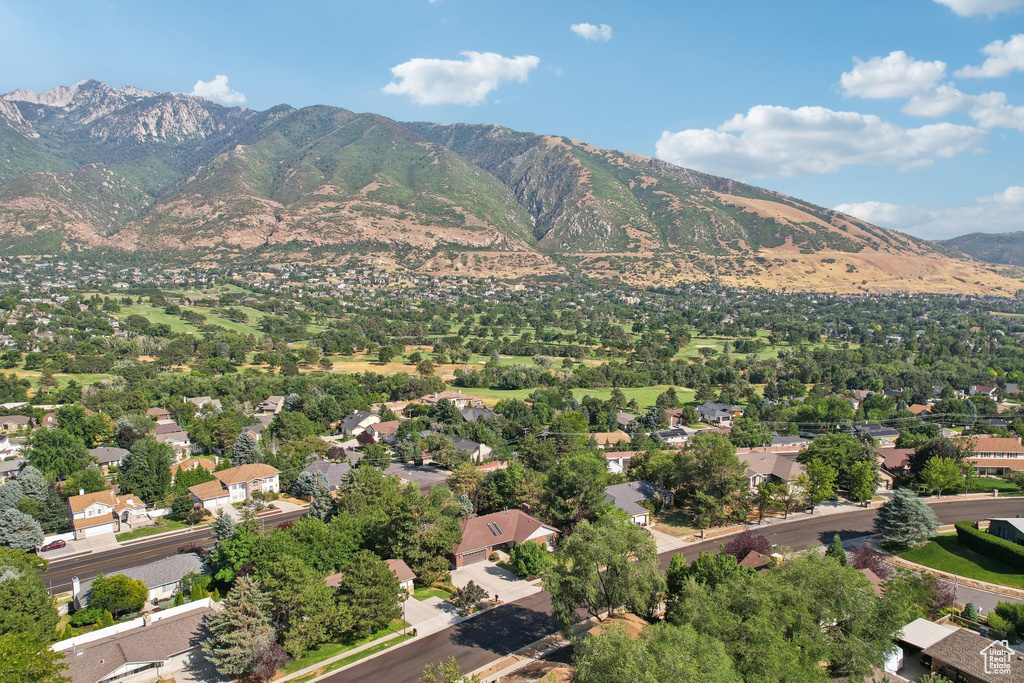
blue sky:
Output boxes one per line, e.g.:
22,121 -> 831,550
2,0 -> 1023,239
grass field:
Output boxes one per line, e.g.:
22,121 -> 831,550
16,370 -> 114,396
898,534 -> 1024,589
114,302 -> 267,337
463,385 -> 693,408
652,509 -> 696,538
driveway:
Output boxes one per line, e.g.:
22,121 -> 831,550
451,561 -> 539,603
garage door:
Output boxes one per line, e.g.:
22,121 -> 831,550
461,549 -> 488,565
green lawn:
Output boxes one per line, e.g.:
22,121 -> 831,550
464,385 -> 692,409
115,518 -> 189,541
114,302 -> 268,337
289,633 -> 415,683
282,619 -> 410,674
898,534 -> 1024,589
969,478 -> 1022,493
412,587 -> 451,601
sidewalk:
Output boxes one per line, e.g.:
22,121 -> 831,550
275,631 -> 405,682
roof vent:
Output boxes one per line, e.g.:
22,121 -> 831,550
76,650 -> 83,657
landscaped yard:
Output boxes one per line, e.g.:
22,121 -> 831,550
969,478 -> 1022,494
281,619 -> 410,675
651,509 -> 695,538
412,587 -> 452,602
898,534 -> 1024,589
115,518 -> 189,541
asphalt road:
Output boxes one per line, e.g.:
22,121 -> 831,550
39,508 -> 308,594
336,497 -> 1024,683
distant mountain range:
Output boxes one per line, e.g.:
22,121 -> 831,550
937,231 -> 1024,267
0,80 -> 1019,295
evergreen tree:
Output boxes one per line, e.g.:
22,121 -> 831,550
0,548 -> 59,639
231,432 -> 261,467
826,534 -> 847,565
211,509 -> 236,542
308,480 -> 333,521
0,633 -> 67,682
333,550 -> 403,638
0,481 -> 23,510
118,439 -> 173,505
201,575 -> 275,678
15,467 -> 48,502
0,509 -> 43,551
873,489 -> 938,548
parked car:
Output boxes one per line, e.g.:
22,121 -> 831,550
39,539 -> 66,552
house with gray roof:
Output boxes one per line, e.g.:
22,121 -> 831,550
301,458 -> 352,492
989,517 -> 1024,545
88,446 -> 129,469
72,552 -> 206,610
603,481 -> 674,526
461,406 -> 495,422
339,410 -> 379,436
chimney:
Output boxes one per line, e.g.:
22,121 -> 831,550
72,575 -> 80,598
143,613 -> 153,627
79,488 -> 85,496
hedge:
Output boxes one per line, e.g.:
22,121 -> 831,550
954,521 -> 1024,567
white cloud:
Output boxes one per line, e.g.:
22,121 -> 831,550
902,83 -> 970,116
654,105 -> 985,178
956,34 -> 1024,78
382,51 -> 540,106
569,23 -> 612,42
840,51 -> 947,99
835,186 -> 1024,239
899,82 -> 1024,131
933,0 -> 1024,15
190,74 -> 246,106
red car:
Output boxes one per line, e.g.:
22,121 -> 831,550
39,539 -> 66,552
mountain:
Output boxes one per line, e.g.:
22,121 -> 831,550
0,81 -> 1020,294
938,231 -> 1024,267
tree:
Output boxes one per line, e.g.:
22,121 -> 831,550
544,517 -> 665,636
873,489 -> 937,548
542,451 -> 606,529
257,555 -> 339,658
421,656 -> 481,683
63,465 -> 108,497
752,482 -> 778,524
291,471 -> 327,498
114,415 -> 149,450
14,467 -> 48,502
201,575 -> 275,678
211,508 -> 236,542
89,573 -> 149,616
26,428 -> 91,480
573,621 -> 737,683
451,580 -> 488,610
0,509 -> 42,551
850,544 -> 890,580
0,633 -> 67,683
920,457 -> 963,498
826,533 -> 847,565
676,433 -> 746,526
0,548 -> 58,639
118,439 -> 173,505
721,530 -> 771,561
309,480 -> 333,521
332,550 -> 403,638
796,459 -> 837,514
847,460 -> 876,506
508,541 -> 550,578
798,433 -> 874,488
231,432 -> 261,467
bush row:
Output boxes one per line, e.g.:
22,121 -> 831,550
954,521 -> 1024,567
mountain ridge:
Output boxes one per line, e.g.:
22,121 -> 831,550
0,80 -> 1020,295
938,231 -> 1024,267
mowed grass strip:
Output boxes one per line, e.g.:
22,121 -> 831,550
898,534 -> 1024,589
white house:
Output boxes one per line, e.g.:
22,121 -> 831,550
188,463 -> 280,509
67,489 -> 148,540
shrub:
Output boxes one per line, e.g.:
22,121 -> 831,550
721,530 -> 771,561
68,607 -> 103,627
963,602 -> 978,621
451,580 -> 488,609
508,541 -> 550,578
995,601 -> 1024,640
954,521 -> 1024,567
88,573 -> 148,616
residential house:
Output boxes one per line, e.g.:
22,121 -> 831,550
188,463 -> 280,509
301,458 -> 353,492
451,437 -> 494,463
877,447 -> 914,473
339,410 -> 380,437
969,385 -> 997,397
856,424 -> 901,447
0,456 -> 24,484
770,435 -> 810,449
475,460 -> 509,474
603,451 -> 636,475
257,395 -> 285,415
365,420 -> 401,444
53,598 -> 218,683
155,430 -> 193,459
154,421 -> 183,436
88,446 -> 129,472
738,551 -> 773,571
461,406 -> 495,422
1005,383 -> 1020,395
418,390 -> 483,410
386,559 -> 416,593
67,489 -> 148,540
921,627 -> 1024,683
146,407 -> 171,422
908,404 -> 932,416
72,553 -> 206,609
184,395 -> 221,416
697,402 -> 741,427
603,481 -> 674,526
451,509 -> 559,566
664,408 -> 687,428
988,518 -> 1024,545
656,427 -> 698,446
40,412 -> 58,428
170,457 -> 216,481
955,436 -> 1024,475
241,422 -> 264,440
615,411 -> 637,429
735,448 -> 806,491
590,430 -> 632,450
0,415 -> 32,433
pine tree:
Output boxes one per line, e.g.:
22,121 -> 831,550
231,432 -> 261,467
201,575 -> 275,677
826,534 -> 847,565
308,480 -> 333,521
873,489 -> 938,548
211,509 -> 236,542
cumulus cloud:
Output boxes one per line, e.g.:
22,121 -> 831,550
835,186 -> 1024,239
382,51 -> 540,105
570,23 -> 612,42
956,34 -> 1024,78
933,0 -> 1024,15
899,82 -> 1024,131
840,51 -> 947,99
190,74 -> 246,106
654,105 -> 984,178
